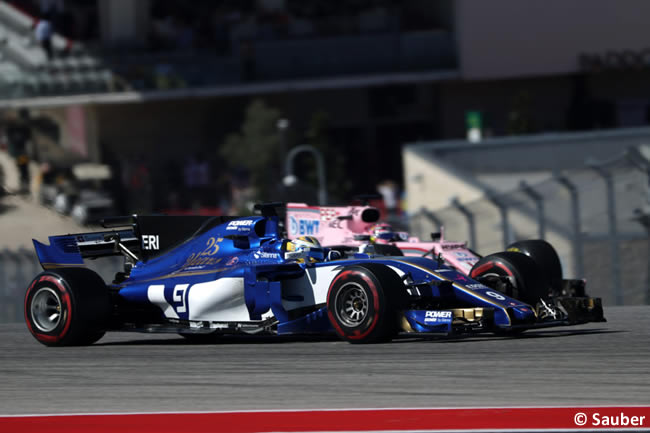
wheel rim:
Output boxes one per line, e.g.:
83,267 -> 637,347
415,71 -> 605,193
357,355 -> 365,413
334,282 -> 369,326
31,287 -> 62,332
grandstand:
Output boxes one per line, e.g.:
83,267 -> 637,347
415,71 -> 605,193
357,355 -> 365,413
0,1 -> 115,98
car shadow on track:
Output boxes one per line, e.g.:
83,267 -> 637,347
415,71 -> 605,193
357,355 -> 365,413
95,334 -> 341,346
95,328 -> 620,346
392,327 -> 621,344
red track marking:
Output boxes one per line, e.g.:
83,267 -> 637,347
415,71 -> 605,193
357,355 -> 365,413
1,407 -> 649,433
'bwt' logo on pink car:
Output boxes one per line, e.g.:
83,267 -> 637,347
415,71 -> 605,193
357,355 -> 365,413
288,216 -> 320,237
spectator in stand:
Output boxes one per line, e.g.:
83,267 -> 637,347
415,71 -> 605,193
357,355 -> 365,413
5,110 -> 33,193
125,156 -> 152,213
240,39 -> 255,81
175,16 -> 195,50
211,6 -> 232,55
39,0 -> 65,39
35,12 -> 54,60
184,154 -> 211,209
40,0 -> 64,16
377,179 -> 399,223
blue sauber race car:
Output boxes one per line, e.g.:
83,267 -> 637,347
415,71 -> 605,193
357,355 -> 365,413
24,204 -> 605,346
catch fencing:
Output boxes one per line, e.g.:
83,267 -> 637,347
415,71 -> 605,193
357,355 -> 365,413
0,250 -> 121,323
410,147 -> 650,306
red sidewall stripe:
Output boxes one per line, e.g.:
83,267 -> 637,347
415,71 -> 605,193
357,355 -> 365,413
327,270 -> 355,337
327,270 -> 381,340
470,262 -> 494,276
471,261 -> 513,278
495,262 -> 514,276
1,407 -> 649,433
347,272 -> 379,340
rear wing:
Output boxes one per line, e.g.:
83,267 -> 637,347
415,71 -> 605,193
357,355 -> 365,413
33,228 -> 139,270
33,214 -> 237,270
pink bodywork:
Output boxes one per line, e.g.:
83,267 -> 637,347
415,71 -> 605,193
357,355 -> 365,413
286,203 -> 480,274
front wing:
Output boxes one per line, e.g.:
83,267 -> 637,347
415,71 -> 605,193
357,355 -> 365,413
398,296 -> 605,336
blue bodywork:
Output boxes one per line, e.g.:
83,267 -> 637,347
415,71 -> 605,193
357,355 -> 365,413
33,213 -> 539,336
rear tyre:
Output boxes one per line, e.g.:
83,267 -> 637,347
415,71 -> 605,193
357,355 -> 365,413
469,251 -> 549,305
327,264 -> 404,343
507,240 -> 563,293
25,268 -> 111,346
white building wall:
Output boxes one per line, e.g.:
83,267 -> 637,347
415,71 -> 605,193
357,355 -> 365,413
403,145 -> 484,213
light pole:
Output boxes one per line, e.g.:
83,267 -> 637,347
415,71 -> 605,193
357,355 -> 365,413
284,144 -> 328,205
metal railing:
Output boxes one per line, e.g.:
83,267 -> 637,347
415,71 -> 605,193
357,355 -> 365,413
409,147 -> 650,306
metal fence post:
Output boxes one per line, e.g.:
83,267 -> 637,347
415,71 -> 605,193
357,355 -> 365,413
422,208 -> 443,232
13,250 -> 27,294
411,209 -> 423,240
3,249 -> 21,323
634,211 -> 650,305
19,247 -> 39,278
586,161 -> 623,305
520,180 -> 546,239
554,175 -> 584,278
626,147 -> 650,305
0,250 -> 6,294
487,194 -> 510,249
451,198 -> 476,250
0,250 -> 7,323
411,208 -> 444,240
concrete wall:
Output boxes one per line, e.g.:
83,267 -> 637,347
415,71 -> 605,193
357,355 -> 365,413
456,0 -> 650,80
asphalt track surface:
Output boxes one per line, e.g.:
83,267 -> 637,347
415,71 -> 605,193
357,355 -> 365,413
1,306 -> 649,415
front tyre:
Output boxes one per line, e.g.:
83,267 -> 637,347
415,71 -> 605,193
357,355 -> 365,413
25,268 -> 111,346
470,251 -> 549,305
326,264 -> 403,344
507,239 -> 563,294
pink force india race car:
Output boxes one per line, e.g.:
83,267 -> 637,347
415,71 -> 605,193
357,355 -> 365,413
285,201 -> 605,327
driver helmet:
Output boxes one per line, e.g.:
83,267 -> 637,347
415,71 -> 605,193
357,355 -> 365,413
285,236 -> 324,262
370,223 -> 395,244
